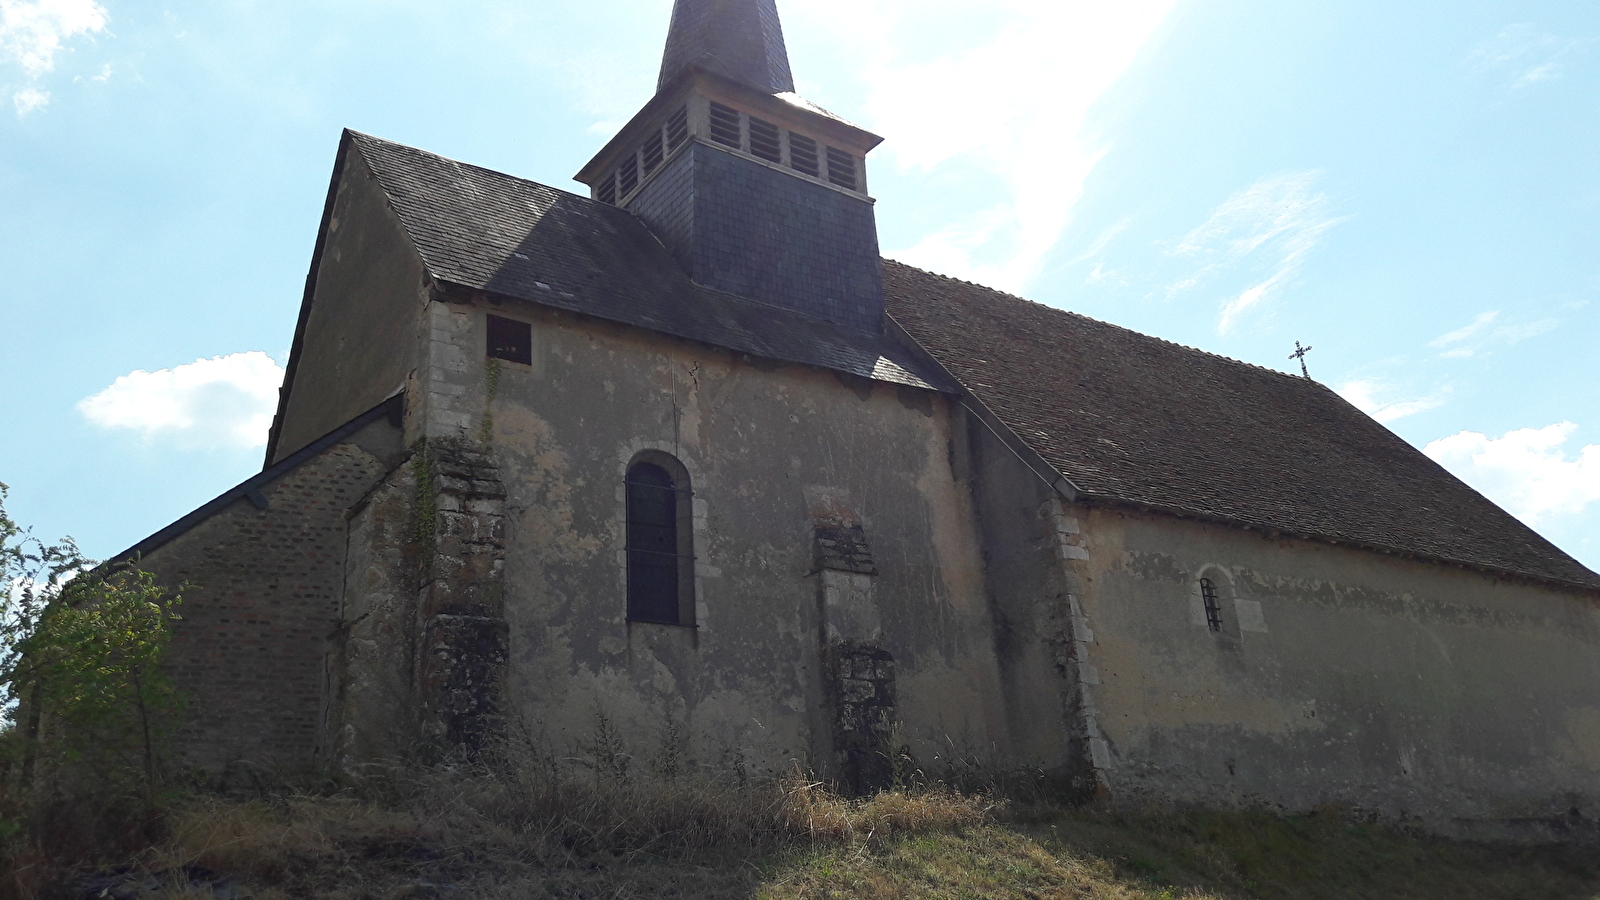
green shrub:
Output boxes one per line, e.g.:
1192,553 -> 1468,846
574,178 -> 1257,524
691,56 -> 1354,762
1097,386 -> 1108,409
0,482 -> 185,894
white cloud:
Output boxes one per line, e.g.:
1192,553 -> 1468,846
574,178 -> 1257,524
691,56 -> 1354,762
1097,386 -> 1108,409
799,0 -> 1177,293
0,0 -> 107,78
1429,310 -> 1498,349
1337,379 -> 1447,424
77,352 -> 285,450
1425,423 -> 1600,526
11,84 -> 44,114
1427,309 -> 1556,358
1468,24 -> 1589,91
1167,171 -> 1346,334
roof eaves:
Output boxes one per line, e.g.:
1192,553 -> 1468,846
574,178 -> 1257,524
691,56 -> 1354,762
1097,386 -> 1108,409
438,278 -> 947,392
104,393 -> 404,571
1072,491 -> 1600,597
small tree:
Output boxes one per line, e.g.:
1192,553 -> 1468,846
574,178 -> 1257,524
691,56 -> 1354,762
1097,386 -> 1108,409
0,482 -> 184,814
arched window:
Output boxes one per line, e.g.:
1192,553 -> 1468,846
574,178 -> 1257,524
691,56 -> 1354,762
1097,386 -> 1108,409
1199,577 -> 1223,633
626,457 -> 695,625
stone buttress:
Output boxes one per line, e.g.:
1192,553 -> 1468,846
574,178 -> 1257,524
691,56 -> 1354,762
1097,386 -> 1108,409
415,439 -> 510,754
806,487 -> 897,794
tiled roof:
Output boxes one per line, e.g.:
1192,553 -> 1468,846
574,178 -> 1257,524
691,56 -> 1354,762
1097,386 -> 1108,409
882,260 -> 1600,592
348,131 -> 941,392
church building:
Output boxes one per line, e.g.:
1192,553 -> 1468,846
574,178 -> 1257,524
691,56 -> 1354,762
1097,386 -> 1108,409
117,0 -> 1600,831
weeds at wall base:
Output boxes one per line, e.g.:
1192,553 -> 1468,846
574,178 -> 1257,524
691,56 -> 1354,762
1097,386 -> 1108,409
1,718 -> 1596,900
8,758 -> 1600,900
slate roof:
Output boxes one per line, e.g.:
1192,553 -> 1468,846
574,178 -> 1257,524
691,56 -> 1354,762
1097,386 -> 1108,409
347,131 -> 940,392
658,0 -> 794,94
883,260 -> 1600,592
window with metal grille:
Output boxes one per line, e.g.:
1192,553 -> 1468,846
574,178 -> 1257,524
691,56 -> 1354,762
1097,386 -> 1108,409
596,174 -> 616,205
626,458 -> 695,625
788,133 -> 819,177
709,102 -> 742,148
1200,578 -> 1222,633
617,154 -> 639,195
748,116 -> 781,162
825,146 -> 858,190
641,132 -> 665,175
666,105 -> 689,150
487,314 -> 532,365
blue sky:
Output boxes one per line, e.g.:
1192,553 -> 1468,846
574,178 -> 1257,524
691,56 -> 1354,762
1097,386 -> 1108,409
2,0 -> 1597,571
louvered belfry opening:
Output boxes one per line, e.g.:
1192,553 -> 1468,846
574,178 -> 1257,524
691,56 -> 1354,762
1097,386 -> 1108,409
576,0 -> 888,333
788,132 -> 819,176
709,101 -> 742,147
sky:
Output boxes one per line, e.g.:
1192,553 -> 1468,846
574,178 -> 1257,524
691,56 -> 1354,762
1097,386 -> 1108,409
1,0 -> 1597,571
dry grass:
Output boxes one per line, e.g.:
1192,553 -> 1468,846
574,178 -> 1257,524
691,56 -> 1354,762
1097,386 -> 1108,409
127,763 -> 999,899
758,826 -> 1228,900
15,758 -> 1600,900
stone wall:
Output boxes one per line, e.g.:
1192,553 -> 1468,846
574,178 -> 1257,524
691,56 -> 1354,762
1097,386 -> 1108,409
271,146 -> 428,464
398,297 -> 1014,786
956,403 -> 1099,795
1072,503 -> 1600,835
329,458 -> 418,767
415,439 -> 509,755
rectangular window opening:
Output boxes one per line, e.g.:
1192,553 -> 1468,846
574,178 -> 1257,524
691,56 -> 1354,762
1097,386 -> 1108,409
596,174 -> 616,205
825,146 -> 858,191
709,102 -> 742,148
487,314 -> 532,366
665,106 -> 689,150
748,116 -> 782,163
788,133 -> 819,177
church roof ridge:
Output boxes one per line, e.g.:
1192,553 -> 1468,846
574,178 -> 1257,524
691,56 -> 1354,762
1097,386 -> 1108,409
881,257 -> 1317,387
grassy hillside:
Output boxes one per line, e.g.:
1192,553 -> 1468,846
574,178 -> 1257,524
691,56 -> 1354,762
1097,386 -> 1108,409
19,770 -> 1600,900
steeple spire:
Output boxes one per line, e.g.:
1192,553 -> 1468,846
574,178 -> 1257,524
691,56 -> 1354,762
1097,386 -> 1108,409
658,0 -> 795,95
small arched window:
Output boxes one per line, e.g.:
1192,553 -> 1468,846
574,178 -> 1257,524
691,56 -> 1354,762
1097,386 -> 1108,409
1199,577 -> 1223,633
626,457 -> 695,625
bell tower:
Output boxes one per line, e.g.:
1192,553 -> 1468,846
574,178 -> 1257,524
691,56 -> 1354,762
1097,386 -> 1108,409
576,0 -> 886,333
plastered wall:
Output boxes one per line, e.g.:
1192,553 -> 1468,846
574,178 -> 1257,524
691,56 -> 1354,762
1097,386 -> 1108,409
272,149 -> 427,464
412,298 -> 1010,779
1070,504 -> 1600,832
956,406 -> 1098,790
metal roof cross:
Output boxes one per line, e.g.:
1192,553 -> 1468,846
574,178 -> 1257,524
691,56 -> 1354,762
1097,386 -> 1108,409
1289,341 -> 1314,379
